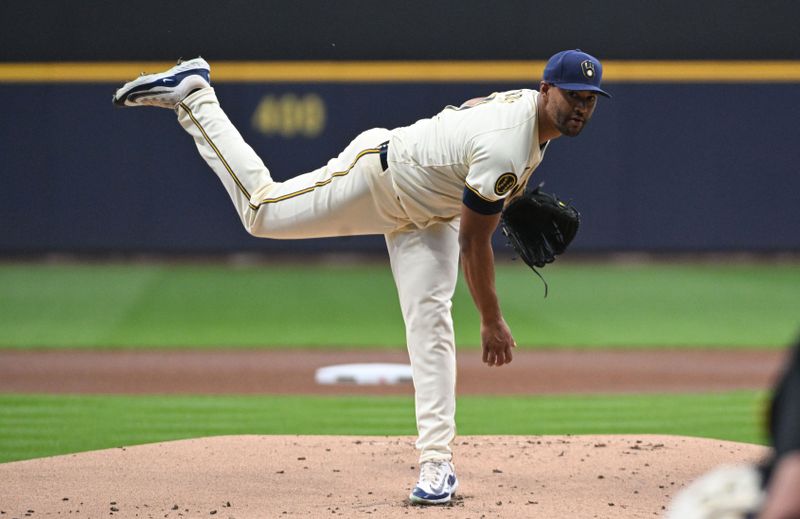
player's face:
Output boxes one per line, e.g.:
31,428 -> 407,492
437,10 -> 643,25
544,85 -> 598,137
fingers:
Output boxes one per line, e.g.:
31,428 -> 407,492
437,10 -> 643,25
483,342 -> 514,367
483,342 -> 495,366
500,343 -> 513,365
481,320 -> 516,367
485,348 -> 496,367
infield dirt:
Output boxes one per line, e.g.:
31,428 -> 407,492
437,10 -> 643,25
0,434 -> 769,518
0,348 -> 786,394
0,348 -> 784,518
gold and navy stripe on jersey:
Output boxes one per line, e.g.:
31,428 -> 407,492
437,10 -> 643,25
255,147 -> 381,207
464,182 -> 493,202
179,100 -> 381,211
179,100 -> 252,201
463,182 -> 504,215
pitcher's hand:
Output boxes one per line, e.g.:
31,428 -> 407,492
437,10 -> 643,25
481,318 -> 516,367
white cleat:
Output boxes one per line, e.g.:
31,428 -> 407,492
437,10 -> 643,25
409,460 -> 459,505
112,57 -> 210,108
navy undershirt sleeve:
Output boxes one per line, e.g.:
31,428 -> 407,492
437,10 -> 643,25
462,187 -> 504,215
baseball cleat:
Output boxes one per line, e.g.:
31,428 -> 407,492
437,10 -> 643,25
409,460 -> 458,505
112,57 -> 210,108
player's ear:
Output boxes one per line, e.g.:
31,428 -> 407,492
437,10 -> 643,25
539,82 -> 550,96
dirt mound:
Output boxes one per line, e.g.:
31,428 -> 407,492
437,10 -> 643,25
0,434 -> 769,518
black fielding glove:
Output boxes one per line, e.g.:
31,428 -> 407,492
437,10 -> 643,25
501,184 -> 580,296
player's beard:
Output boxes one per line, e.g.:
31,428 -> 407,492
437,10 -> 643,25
556,111 -> 590,137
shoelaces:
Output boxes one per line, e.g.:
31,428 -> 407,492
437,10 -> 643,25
420,461 -> 448,485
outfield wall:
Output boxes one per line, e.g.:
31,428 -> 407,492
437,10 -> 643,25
2,1 -> 799,253
2,75 -> 799,253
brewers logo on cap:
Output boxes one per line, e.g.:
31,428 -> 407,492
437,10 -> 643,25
581,60 -> 596,79
494,173 -> 517,196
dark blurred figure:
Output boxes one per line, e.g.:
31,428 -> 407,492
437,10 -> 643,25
760,339 -> 800,519
668,335 -> 800,519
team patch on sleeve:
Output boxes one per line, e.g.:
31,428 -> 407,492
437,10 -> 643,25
494,172 -> 518,196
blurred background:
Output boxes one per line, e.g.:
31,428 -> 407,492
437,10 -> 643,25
0,0 -> 799,467
0,0 -> 798,350
2,0 -> 799,256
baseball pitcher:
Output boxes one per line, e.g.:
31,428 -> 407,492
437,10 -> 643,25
113,49 -> 610,505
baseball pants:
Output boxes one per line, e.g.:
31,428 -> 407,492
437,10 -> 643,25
177,87 -> 457,462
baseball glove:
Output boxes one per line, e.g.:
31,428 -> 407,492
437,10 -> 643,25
500,184 -> 580,296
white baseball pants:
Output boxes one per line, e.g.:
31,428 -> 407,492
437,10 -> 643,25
177,87 -> 457,462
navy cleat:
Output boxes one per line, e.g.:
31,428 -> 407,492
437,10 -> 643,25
112,57 -> 210,108
409,460 -> 459,505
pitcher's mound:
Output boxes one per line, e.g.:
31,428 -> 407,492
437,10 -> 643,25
0,435 -> 768,518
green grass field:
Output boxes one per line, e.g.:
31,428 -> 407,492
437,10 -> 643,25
0,391 -> 770,463
0,260 -> 795,463
1,262 -> 798,348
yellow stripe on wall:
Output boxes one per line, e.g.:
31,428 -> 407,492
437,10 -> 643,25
1,60 -> 800,83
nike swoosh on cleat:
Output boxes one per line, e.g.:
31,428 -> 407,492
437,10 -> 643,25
126,89 -> 172,101
411,487 -> 452,501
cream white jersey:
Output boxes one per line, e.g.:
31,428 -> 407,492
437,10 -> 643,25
387,88 -> 549,227
178,86 -> 537,464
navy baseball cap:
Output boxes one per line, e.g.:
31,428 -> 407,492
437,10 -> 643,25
542,49 -> 611,98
